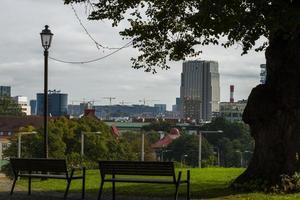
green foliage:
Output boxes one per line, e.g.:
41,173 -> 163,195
0,97 -> 23,116
64,0 -> 299,72
3,117 -> 137,170
121,131 -> 155,161
203,117 -> 254,167
166,133 -> 214,167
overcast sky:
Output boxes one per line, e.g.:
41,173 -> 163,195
0,0 -> 266,110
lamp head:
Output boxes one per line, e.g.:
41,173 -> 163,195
40,25 -> 53,50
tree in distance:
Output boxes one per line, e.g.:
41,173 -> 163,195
0,97 -> 23,116
64,0 -> 300,191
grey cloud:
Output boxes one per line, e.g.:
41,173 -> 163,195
1,0 -> 266,109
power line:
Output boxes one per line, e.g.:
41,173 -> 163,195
71,3 -> 129,50
49,40 -> 132,64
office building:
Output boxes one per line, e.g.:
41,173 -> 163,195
180,60 -> 220,122
36,90 -> 68,116
0,86 -> 11,97
13,96 -> 31,115
30,100 -> 37,115
220,100 -> 247,122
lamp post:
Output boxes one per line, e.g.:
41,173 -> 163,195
141,132 -> 145,161
197,130 -> 223,168
236,150 -> 252,167
40,25 -> 53,159
81,131 -> 102,156
17,132 -> 37,158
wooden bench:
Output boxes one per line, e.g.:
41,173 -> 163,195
98,161 -> 190,200
10,158 -> 86,199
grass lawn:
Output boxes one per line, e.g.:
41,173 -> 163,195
16,168 -> 300,199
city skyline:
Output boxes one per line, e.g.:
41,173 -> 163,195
0,0 -> 265,110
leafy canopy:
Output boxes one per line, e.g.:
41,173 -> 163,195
0,97 -> 23,116
64,0 -> 299,72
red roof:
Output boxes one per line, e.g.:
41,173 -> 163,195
111,125 -> 120,138
151,128 -> 180,149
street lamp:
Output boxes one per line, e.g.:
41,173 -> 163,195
236,150 -> 252,167
198,130 -> 223,168
40,25 -> 53,159
141,131 -> 145,161
17,132 -> 37,158
81,131 -> 102,156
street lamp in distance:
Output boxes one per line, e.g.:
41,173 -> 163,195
198,130 -> 223,168
81,131 -> 102,156
40,25 -> 53,159
17,131 -> 37,158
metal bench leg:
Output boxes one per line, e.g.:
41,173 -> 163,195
112,174 -> 116,200
174,171 -> 182,200
64,179 -> 72,200
112,180 -> 116,200
187,170 -> 190,200
82,168 -> 86,199
28,176 -> 32,195
10,177 -> 17,195
97,180 -> 104,200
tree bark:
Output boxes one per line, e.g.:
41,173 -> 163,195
233,32 -> 300,189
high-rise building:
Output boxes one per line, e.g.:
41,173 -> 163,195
0,86 -> 11,97
260,64 -> 266,84
36,90 -> 68,116
180,60 -> 220,122
30,100 -> 37,115
13,96 -> 31,115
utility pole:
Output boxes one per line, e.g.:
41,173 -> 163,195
198,131 -> 202,168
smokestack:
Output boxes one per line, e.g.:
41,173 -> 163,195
230,85 -> 234,103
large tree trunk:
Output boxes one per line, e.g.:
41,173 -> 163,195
233,33 -> 300,190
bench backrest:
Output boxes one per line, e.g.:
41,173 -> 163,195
10,158 -> 67,174
99,161 -> 175,178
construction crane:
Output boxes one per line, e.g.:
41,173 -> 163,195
103,97 -> 116,105
139,98 -> 159,105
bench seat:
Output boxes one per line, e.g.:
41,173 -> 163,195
10,158 -> 85,200
19,173 -> 84,179
105,177 -> 176,184
98,161 -> 190,200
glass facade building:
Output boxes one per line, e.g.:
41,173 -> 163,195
36,91 -> 68,116
0,86 -> 11,97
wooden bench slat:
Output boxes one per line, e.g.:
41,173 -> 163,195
10,158 -> 86,200
104,178 -> 175,184
97,161 -> 190,200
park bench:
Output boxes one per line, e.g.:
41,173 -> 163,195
98,161 -> 190,200
10,158 -> 86,200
